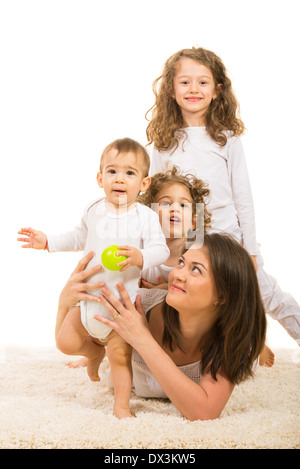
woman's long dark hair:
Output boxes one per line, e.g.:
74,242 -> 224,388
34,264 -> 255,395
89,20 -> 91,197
162,233 -> 267,384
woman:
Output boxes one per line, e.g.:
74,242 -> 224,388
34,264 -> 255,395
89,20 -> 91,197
57,233 -> 266,421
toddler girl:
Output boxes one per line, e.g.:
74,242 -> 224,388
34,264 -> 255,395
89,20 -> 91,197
138,165 -> 211,288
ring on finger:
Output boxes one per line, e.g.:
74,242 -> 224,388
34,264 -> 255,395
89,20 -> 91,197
112,312 -> 120,319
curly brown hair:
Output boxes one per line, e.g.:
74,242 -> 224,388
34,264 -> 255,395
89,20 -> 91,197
146,47 -> 245,151
138,166 -> 211,232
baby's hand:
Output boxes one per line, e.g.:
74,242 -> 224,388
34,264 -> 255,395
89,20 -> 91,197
116,245 -> 143,271
17,227 -> 48,250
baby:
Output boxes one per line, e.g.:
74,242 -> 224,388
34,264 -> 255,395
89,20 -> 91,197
18,138 -> 169,418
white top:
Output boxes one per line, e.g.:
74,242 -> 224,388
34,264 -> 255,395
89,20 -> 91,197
47,197 -> 169,272
150,127 -> 258,255
131,288 -> 202,399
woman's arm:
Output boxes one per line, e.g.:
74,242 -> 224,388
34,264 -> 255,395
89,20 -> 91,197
94,284 -> 234,421
135,336 -> 234,421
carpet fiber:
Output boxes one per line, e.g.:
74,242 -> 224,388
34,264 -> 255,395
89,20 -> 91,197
0,346 -> 299,449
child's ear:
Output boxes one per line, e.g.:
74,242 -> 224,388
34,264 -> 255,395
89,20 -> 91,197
140,176 -> 151,193
97,172 -> 103,188
213,83 -> 223,100
192,214 -> 197,230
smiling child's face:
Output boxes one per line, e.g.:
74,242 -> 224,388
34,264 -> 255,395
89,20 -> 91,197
173,57 -> 218,126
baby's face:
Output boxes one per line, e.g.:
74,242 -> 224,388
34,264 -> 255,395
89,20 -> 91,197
154,183 -> 194,239
97,149 -> 150,209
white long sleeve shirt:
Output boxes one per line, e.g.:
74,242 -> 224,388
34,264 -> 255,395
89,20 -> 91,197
150,127 -> 258,255
47,197 -> 169,271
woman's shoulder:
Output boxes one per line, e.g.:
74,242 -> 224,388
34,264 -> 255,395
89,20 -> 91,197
137,287 -> 167,314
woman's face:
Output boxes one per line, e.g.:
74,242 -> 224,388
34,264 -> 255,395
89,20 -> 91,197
166,245 -> 219,315
154,183 -> 194,240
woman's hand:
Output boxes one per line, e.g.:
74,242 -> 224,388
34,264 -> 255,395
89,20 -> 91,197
58,251 -> 105,311
94,283 -> 151,347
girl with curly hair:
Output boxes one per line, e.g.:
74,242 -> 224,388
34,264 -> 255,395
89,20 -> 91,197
146,47 -> 299,348
138,165 -> 211,289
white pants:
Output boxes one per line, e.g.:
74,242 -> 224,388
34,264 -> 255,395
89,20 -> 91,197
256,254 -> 300,343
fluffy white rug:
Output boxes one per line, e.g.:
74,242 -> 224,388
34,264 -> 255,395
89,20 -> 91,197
0,346 -> 299,449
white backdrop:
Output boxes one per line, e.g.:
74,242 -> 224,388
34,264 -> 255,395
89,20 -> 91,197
1,0 -> 299,349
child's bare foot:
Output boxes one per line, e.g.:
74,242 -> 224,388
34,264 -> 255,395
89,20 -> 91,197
259,345 -> 275,367
87,348 -> 106,382
66,357 -> 88,369
114,405 -> 135,419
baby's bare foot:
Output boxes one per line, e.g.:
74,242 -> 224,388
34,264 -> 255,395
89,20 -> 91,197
87,349 -> 105,382
66,357 -> 88,369
259,345 -> 275,367
114,405 -> 135,419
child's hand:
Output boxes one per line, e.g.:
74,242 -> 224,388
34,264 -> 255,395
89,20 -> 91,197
17,227 -> 48,250
116,245 -> 143,271
140,276 -> 168,290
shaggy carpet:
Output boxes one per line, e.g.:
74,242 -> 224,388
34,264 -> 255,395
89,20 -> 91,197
0,346 -> 299,449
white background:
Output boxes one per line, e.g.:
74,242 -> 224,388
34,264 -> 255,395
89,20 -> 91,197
1,0 -> 299,350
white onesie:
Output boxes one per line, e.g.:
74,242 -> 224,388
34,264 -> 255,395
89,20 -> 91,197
47,198 -> 169,340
